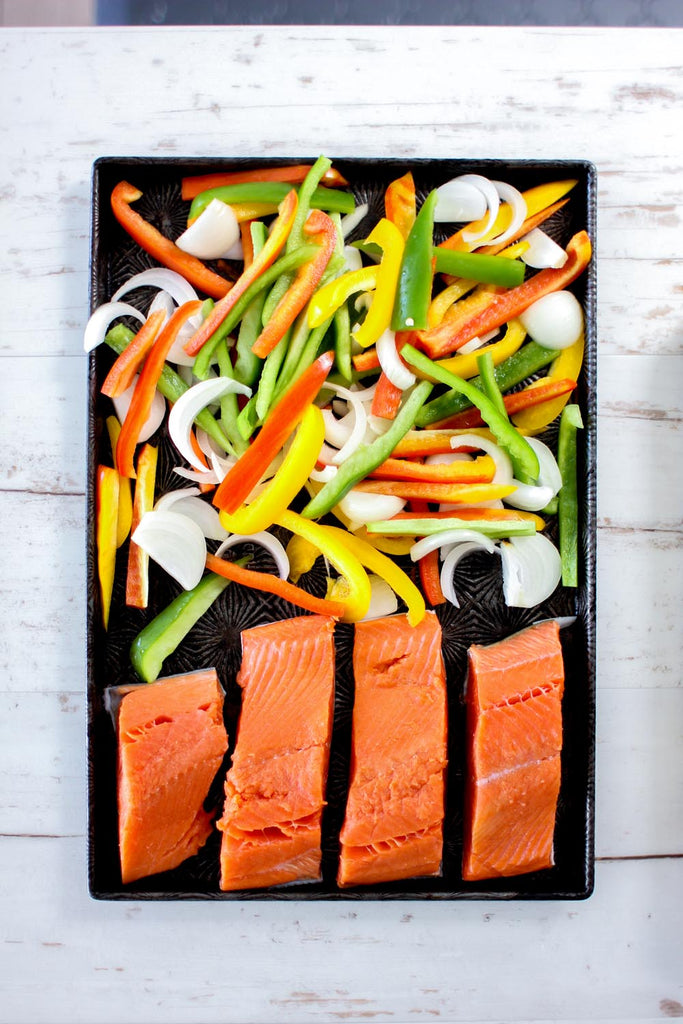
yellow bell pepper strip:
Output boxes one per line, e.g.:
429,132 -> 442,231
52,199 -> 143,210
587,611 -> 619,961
368,454 -> 495,484
183,189 -> 298,357
96,464 -> 119,630
125,442 -> 158,609
414,285 -> 504,359
110,181 -> 230,300
434,318 -> 526,381
251,210 -> 338,359
303,480 -> 415,556
428,278 -> 479,327
385,171 -> 416,240
105,415 -> 132,547
389,507 -> 546,530
352,218 -> 405,348
417,231 -> 592,360
557,403 -> 584,587
286,532 -> 320,584
438,376 -> 578,431
512,332 -> 585,434
116,300 -> 202,479
100,309 -> 166,398
181,163 -> 349,201
205,552 -> 347,619
308,265 -> 378,328
353,480 -> 517,504
391,189 -> 438,332
213,349 -> 335,514
275,509 -> 372,622
218,404 -> 324,535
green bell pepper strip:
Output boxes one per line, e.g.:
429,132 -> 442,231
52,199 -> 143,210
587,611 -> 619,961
432,248 -> 526,287
391,189 -> 438,332
557,403 -> 583,586
104,324 -> 234,454
477,349 -> 508,421
189,181 -> 355,221
366,517 -> 536,538
129,564 -> 246,683
334,302 -> 352,382
415,340 -> 558,427
401,344 -> 540,483
233,221 -> 268,387
236,394 -> 261,442
272,316 -> 334,408
301,380 -> 433,519
255,328 -> 291,421
215,338 -> 248,455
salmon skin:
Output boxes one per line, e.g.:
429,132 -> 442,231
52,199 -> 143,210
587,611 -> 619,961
338,611 -> 448,888
116,668 -> 228,885
217,615 -> 336,891
463,619 -> 565,882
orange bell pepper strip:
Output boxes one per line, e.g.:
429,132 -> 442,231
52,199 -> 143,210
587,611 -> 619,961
126,442 -> 158,609
205,552 -> 347,618
433,377 -> 577,430
371,371 -> 403,419
181,164 -> 348,201
474,199 -> 570,256
417,231 -> 592,359
183,189 -> 298,357
240,221 -> 254,267
96,465 -> 119,630
213,349 -> 335,514
410,499 -> 445,607
353,480 -> 516,503
100,309 -> 166,399
110,181 -> 230,300
385,171 -> 416,240
250,209 -> 337,359
116,300 -> 202,479
368,454 -> 495,484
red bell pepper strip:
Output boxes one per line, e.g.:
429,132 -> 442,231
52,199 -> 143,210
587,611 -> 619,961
183,189 -> 298,357
125,442 -> 158,609
371,371 -> 403,419
417,231 -> 592,359
433,377 -> 577,430
410,499 -> 445,606
205,553 -> 347,618
385,171 -> 416,240
110,181 -> 230,300
240,221 -> 254,267
100,309 -> 166,399
96,465 -> 119,630
116,300 -> 202,479
411,287 -> 503,360
181,164 -> 348,201
368,454 -> 495,483
213,349 -> 335,513
250,209 -> 337,359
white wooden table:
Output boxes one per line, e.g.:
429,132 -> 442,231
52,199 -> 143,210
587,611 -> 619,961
1,25 -> 681,1024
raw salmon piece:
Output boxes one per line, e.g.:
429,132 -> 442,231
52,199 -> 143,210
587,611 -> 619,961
218,615 -> 336,891
338,611 -> 448,887
117,668 -> 228,885
463,619 -> 565,882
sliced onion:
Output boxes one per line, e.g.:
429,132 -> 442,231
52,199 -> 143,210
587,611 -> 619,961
352,381 -> 378,403
148,289 -> 176,322
174,465 -> 221,484
411,529 -> 496,562
367,414 -> 394,436
175,199 -> 240,260
354,291 -> 373,313
486,181 -> 527,246
83,301 -> 145,352
112,379 -> 166,443
132,509 -> 206,590
440,541 -> 496,608
519,290 -> 584,350
222,236 -> 244,261
343,244 -> 363,271
310,463 -> 338,483
322,408 -> 355,450
341,203 -> 369,239
527,437 -> 563,494
322,383 -> 368,465
154,488 -> 228,541
506,482 -> 555,512
168,376 -> 251,471
521,228 -> 568,270
458,175 -> 501,244
361,575 -> 398,620
450,433 -> 513,484
434,178 -> 488,224
500,533 -> 562,608
215,531 -> 289,580
376,329 -> 416,390
112,268 -> 199,307
425,451 -> 472,465
165,308 -> 205,366
337,488 -> 405,526
505,436 -> 562,512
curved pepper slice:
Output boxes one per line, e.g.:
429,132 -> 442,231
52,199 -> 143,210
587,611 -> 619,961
101,309 -> 166,398
308,265 -> 378,328
353,218 -> 405,348
512,332 -> 585,434
434,319 -> 526,380
181,163 -> 348,201
95,465 -> 119,630
125,442 -> 158,609
385,171 -> 416,240
391,189 -> 437,332
205,553 -> 347,619
440,376 -> 577,431
368,454 -> 495,484
218,404 -> 324,535
110,182 -> 230,300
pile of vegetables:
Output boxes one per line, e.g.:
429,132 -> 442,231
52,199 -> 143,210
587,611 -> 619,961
87,156 -> 590,682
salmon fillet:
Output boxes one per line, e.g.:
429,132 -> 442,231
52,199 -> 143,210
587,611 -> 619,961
338,611 -> 448,887
463,619 -> 565,882
117,668 -> 228,885
218,615 -> 336,891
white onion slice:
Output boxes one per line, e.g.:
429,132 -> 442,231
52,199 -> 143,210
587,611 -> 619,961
165,309 -> 205,367
175,199 -> 240,260
147,289 -> 175,322
322,408 -> 355,450
341,203 -> 369,238
168,376 -> 251,471
112,379 -> 166,443
500,533 -> 562,607
361,575 -> 399,620
506,482 -> 555,512
221,236 -> 244,261
505,436 -> 562,512
486,181 -> 527,246
527,437 -> 563,494
309,463 -> 338,483
519,290 -> 584,350
440,541 -> 496,608
208,447 -> 236,483
112,268 -> 199,307
367,414 -> 394,436
458,175 -> 501,244
354,291 -> 374,313
352,381 -> 378,403
521,228 -> 568,270
154,489 -> 228,541
132,509 -> 207,590
343,244 -> 363,271
322,383 -> 368,465
434,178 -> 488,223
83,301 -> 145,352
450,433 -> 513,484
215,531 -> 289,581
425,451 -> 472,465
376,329 -> 416,390
411,529 -> 496,562
337,488 -> 406,526
173,465 -> 221,484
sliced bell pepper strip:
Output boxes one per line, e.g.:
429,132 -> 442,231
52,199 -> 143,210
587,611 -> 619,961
334,302 -> 352,384
105,415 -> 132,547
438,376 -> 577,431
232,221 -> 268,386
213,349 -> 335,514
96,464 -> 119,630
428,278 -> 477,327
218,404 -> 324,535
390,507 -> 546,530
308,265 -> 378,328
557,403 -> 584,587
353,218 -> 405,348
353,480 -> 516,504
116,300 -> 202,478
110,181 -> 230,300
301,379 -> 432,519
214,339 -> 248,456
251,209 -> 337,359
205,552 -> 347,619
189,182 -> 355,221
368,454 -> 495,483
413,285 -> 503,359
434,318 -> 526,381
125,442 -> 158,609
371,372 -> 403,420
367,517 -> 536,539
181,163 -> 348,201
432,248 -> 526,288
385,171 -> 416,240
392,429 -> 489,459
512,332 -> 585,434
275,509 -> 372,623
240,221 -> 254,266
417,231 -> 592,359
302,480 -> 415,556
409,499 -> 445,607
287,156 -> 334,253
474,198 -> 570,257
391,189 -> 438,332
100,309 -> 166,398
477,349 -> 508,421
183,189 -> 298,357
286,532 -> 320,584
